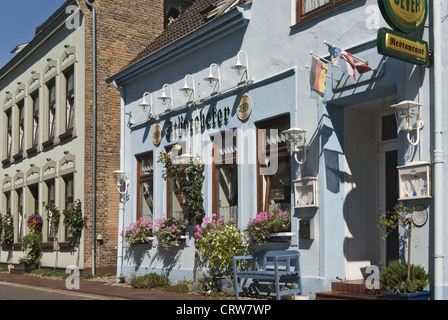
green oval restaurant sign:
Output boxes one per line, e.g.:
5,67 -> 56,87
378,0 -> 428,34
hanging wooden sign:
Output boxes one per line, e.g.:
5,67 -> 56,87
377,28 -> 429,66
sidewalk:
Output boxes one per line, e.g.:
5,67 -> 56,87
0,272 -> 220,300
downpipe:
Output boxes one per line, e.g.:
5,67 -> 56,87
85,0 -> 97,275
432,0 -> 444,300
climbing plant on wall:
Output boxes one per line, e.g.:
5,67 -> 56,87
158,148 -> 205,226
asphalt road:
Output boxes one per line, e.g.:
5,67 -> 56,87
0,281 -> 125,300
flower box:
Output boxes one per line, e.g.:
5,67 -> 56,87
121,218 -> 154,247
130,237 -> 154,246
268,232 -> 296,243
178,235 -> 188,244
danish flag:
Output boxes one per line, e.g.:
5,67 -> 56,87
342,51 -> 374,78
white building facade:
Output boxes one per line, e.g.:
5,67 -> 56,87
0,1 -> 86,269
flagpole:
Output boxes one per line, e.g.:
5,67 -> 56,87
310,52 -> 341,70
305,65 -> 340,84
323,40 -> 371,65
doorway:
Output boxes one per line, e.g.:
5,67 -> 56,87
344,97 -> 398,280
378,115 -> 399,268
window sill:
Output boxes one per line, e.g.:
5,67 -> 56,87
42,138 -> 54,149
26,146 -> 38,155
59,129 -> 73,141
2,158 -> 11,166
13,152 -> 23,161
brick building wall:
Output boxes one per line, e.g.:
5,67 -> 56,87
79,0 -> 164,274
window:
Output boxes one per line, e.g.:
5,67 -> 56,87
4,192 -> 12,241
212,130 -> 238,221
4,109 -> 12,162
17,189 -> 24,241
29,184 -> 39,216
137,153 -> 154,221
46,179 -> 56,242
15,100 -> 25,158
29,91 -> 39,152
62,67 -> 74,137
44,80 -> 56,146
257,115 -> 291,213
296,0 -> 351,24
63,174 -> 74,239
382,114 -> 397,141
166,145 -> 186,221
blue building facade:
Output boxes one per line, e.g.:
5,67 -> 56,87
108,0 -> 448,298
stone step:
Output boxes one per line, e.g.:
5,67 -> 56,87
316,280 -> 386,300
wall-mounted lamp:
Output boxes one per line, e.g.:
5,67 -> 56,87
391,100 -> 424,146
179,74 -> 197,102
112,170 -> 129,195
231,50 -> 250,81
158,84 -> 174,109
283,127 -> 308,165
204,63 -> 222,91
139,92 -> 153,117
125,112 -> 134,127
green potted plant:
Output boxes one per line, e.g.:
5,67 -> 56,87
19,215 -> 44,272
62,199 -> 87,267
195,214 -> 249,291
0,212 -> 14,249
378,203 -> 430,300
45,203 -> 61,271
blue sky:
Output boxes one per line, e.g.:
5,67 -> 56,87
0,0 -> 67,69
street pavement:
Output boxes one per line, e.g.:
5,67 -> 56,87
0,271 -> 218,300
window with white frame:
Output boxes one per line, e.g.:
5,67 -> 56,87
4,192 -> 12,240
16,100 -> 25,157
4,109 -> 12,162
2,192 -> 13,242
46,179 -> 56,242
63,174 -> 74,240
45,79 -> 56,145
16,188 -> 24,241
63,67 -> 75,136
30,91 -> 39,151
